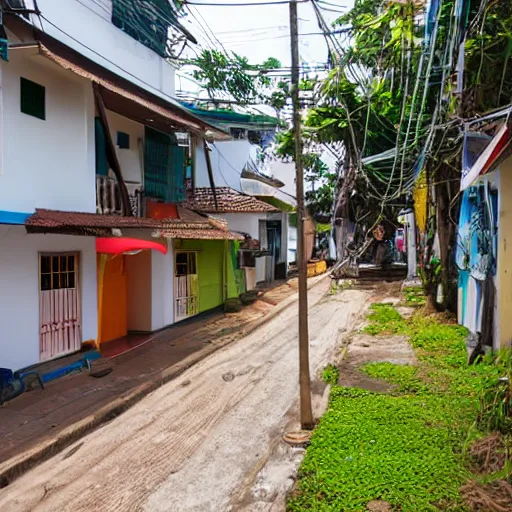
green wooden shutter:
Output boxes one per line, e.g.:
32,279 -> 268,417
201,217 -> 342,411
145,127 -> 171,201
169,144 -> 186,202
95,117 -> 109,176
144,127 -> 186,203
20,77 -> 45,120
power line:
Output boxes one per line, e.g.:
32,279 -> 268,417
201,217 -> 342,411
184,6 -> 222,51
189,5 -> 228,53
183,0 -> 309,5
315,3 -> 346,14
38,15 -> 184,102
221,30 -> 345,46
215,25 -> 287,35
317,0 -> 346,8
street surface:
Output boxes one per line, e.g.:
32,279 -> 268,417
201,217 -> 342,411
0,282 -> 370,512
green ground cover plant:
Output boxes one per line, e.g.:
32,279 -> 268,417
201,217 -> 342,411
322,364 -> 340,386
288,296 -> 511,511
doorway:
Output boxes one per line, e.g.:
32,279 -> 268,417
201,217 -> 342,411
39,253 -> 81,361
267,220 -> 283,280
174,252 -> 199,321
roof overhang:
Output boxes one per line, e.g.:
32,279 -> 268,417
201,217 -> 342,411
155,228 -> 244,241
0,210 -> 31,225
184,187 -> 280,214
4,15 -> 231,141
240,169 -> 285,189
25,208 -> 242,241
461,120 -> 512,190
240,179 -> 297,208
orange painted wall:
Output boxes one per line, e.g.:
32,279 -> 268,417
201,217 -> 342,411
97,255 -> 128,344
146,200 -> 178,220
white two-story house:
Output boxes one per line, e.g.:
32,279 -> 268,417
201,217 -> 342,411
180,103 -> 299,285
0,0 -> 238,372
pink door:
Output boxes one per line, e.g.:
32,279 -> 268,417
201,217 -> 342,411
39,253 -> 82,361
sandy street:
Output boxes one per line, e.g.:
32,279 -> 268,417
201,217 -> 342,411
0,282 -> 370,512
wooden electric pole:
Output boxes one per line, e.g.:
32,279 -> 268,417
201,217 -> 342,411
289,0 -> 314,430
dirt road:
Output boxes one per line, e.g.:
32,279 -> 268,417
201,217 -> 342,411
0,282 -> 370,512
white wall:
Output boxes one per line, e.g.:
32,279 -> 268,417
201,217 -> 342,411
268,161 -> 296,197
0,226 -> 97,371
269,160 -> 316,195
28,0 -> 177,99
213,212 -> 266,239
151,241 -> 174,331
195,140 -> 257,191
1,50 -> 96,213
107,110 -> 144,185
288,220 -> 297,264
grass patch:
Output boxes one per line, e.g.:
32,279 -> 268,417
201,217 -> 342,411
322,364 -> 340,385
288,304 -> 511,512
362,362 -> 428,394
404,286 -> 427,307
363,303 -> 408,335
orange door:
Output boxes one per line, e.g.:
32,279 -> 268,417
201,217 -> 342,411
97,254 -> 128,345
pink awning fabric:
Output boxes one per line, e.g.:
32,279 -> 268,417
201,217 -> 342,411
96,238 -> 167,255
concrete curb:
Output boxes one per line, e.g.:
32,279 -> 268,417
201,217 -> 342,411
0,273 -> 329,488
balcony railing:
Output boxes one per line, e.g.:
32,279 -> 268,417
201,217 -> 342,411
96,175 -> 142,217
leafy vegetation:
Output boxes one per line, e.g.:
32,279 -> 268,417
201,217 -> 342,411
403,286 -> 427,307
186,49 -> 281,104
322,364 -> 340,386
362,303 -> 407,335
362,362 -> 428,394
288,301 -> 512,511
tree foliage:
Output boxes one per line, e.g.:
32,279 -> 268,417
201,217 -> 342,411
274,0 -> 512,308
186,49 -> 282,104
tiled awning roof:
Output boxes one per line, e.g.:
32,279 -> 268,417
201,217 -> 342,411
156,228 -> 243,240
184,188 -> 279,214
26,209 -> 166,230
25,208 -> 243,240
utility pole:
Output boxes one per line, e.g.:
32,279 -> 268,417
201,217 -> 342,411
289,0 -> 314,430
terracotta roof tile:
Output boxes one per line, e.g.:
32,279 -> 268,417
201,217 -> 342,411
25,209 -> 243,241
26,209 -> 166,230
184,188 -> 279,214
156,228 -> 244,241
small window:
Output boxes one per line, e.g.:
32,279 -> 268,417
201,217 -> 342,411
175,252 -> 197,277
116,131 -> 130,149
40,254 -> 77,291
20,77 -> 46,120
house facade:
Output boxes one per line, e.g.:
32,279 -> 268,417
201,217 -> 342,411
0,1 -> 241,371
456,111 -> 512,351
180,104 -> 299,285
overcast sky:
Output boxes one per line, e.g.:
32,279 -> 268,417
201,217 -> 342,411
176,0 -> 352,97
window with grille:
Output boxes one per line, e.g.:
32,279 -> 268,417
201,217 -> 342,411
20,77 -> 45,120
40,254 -> 77,291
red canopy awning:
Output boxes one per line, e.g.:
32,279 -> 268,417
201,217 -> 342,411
96,238 -> 167,255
